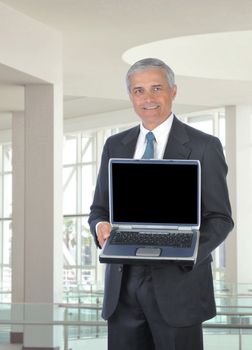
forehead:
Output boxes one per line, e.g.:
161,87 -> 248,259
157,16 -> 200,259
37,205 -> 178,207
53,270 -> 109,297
129,68 -> 168,87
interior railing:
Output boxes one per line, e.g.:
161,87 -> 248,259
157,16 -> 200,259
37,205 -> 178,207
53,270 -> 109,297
0,281 -> 252,349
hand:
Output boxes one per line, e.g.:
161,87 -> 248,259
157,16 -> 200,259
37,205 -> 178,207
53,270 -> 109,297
96,221 -> 112,248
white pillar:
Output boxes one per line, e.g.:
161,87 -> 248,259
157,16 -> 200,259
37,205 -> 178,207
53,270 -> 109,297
225,105 -> 252,285
225,106 -> 237,285
22,84 -> 63,349
11,112 -> 25,343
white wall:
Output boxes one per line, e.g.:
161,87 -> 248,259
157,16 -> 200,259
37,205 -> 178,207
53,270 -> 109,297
0,2 -> 62,84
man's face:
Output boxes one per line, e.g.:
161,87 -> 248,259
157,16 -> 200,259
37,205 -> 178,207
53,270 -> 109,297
128,68 -> 177,130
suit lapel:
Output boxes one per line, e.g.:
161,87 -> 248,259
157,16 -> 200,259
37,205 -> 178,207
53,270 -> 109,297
120,125 -> 140,158
163,116 -> 192,160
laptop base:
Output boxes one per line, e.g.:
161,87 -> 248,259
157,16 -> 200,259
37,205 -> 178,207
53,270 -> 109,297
99,254 -> 195,266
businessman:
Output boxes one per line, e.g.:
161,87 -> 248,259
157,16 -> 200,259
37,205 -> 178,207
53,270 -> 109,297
88,58 -> 234,350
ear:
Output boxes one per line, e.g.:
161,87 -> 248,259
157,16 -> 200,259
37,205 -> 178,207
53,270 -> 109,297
172,85 -> 177,100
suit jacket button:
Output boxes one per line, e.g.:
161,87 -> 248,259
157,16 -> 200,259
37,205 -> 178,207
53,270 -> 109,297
118,266 -> 123,272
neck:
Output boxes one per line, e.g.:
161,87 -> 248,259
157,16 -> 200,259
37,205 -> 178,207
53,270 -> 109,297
142,114 -> 172,131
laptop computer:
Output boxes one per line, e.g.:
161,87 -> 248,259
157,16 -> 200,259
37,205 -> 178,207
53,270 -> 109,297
99,158 -> 201,265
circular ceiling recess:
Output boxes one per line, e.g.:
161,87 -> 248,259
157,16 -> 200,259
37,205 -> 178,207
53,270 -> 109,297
122,31 -> 252,81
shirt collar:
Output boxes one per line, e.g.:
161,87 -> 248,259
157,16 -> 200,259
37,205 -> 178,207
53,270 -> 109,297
140,113 -> 174,142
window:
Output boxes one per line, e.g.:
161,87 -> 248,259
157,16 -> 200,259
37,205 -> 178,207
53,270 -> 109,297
63,133 -> 98,291
0,144 -> 12,299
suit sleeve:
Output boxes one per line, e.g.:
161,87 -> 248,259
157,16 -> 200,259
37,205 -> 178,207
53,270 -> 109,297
88,140 -> 110,248
196,136 -> 234,265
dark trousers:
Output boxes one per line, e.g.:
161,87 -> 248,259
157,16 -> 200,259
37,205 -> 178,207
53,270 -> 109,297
108,265 -> 203,350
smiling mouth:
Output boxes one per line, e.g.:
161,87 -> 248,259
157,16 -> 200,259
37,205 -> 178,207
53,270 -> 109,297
143,105 -> 159,110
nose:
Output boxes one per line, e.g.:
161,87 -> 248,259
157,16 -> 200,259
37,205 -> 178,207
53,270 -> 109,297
143,89 -> 154,101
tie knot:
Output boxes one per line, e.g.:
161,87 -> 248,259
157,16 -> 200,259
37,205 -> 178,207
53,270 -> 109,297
146,131 -> 155,142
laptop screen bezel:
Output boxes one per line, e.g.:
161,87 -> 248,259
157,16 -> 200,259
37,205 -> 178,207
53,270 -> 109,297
109,158 -> 201,230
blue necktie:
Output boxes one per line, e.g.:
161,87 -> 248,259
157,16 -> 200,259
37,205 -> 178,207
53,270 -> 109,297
142,131 -> 155,159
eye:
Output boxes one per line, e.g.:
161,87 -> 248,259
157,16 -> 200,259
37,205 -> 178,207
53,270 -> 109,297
153,85 -> 162,92
132,87 -> 144,95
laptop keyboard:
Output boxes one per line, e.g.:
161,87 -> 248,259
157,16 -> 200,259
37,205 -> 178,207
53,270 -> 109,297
111,231 -> 193,248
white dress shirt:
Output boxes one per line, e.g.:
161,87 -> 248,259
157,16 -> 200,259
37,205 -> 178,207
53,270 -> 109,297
134,113 -> 174,159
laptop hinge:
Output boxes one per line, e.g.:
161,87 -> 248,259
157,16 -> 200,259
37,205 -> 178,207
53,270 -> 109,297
117,225 -> 133,230
178,226 -> 193,231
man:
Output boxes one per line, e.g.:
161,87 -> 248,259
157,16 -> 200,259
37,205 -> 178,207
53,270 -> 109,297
88,58 -> 234,350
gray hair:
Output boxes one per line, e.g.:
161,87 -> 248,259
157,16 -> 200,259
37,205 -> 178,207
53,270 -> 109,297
126,58 -> 175,92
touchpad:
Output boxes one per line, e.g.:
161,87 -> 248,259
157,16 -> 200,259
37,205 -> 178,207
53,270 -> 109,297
136,247 -> 161,257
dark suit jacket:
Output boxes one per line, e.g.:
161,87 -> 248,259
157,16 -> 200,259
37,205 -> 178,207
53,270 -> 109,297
88,116 -> 234,327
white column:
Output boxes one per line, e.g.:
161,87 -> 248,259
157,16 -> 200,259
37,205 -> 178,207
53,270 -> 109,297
225,105 -> 252,285
225,106 -> 237,285
22,84 -> 63,349
11,112 -> 25,343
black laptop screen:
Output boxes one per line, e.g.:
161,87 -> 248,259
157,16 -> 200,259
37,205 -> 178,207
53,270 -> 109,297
110,160 -> 200,226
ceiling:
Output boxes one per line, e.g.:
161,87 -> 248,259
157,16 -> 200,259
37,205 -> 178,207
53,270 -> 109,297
1,0 -> 252,120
